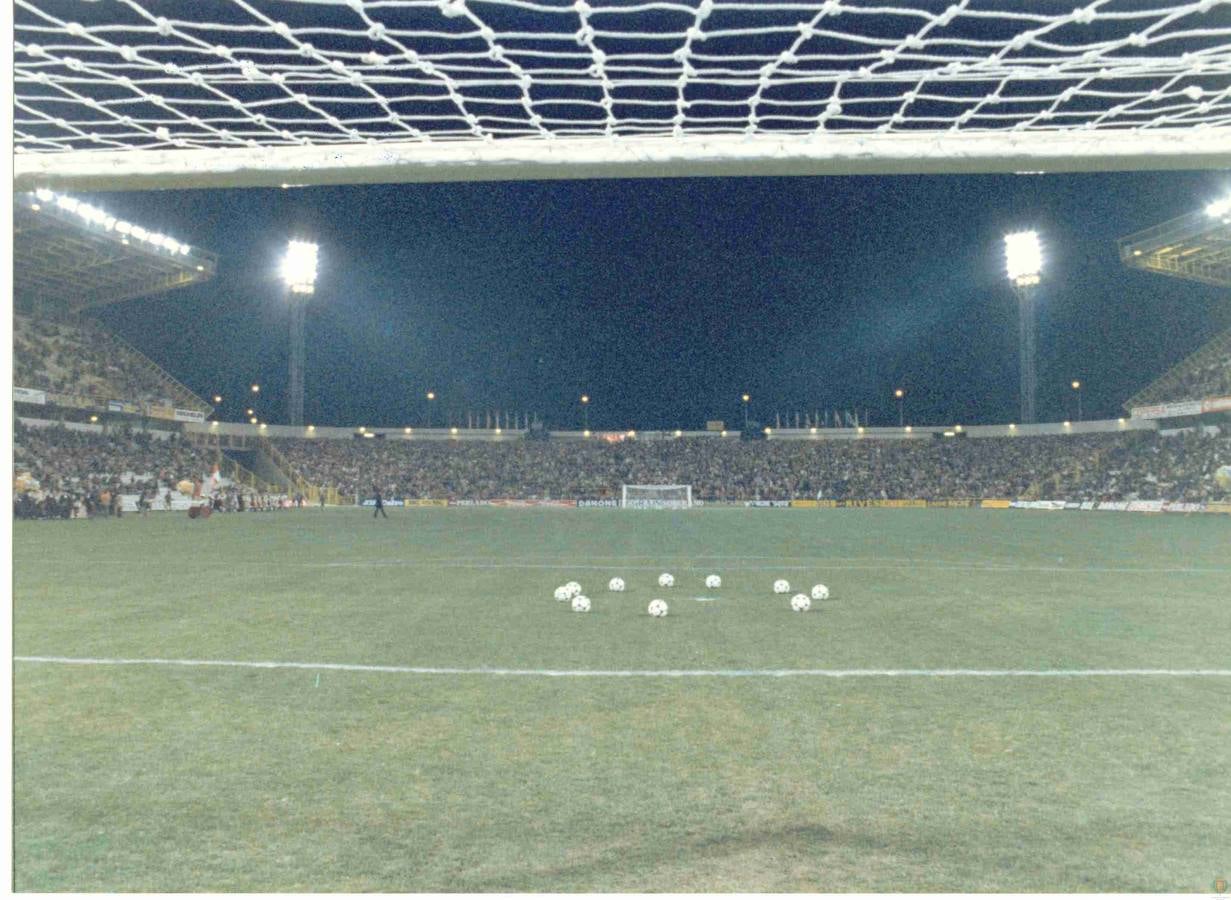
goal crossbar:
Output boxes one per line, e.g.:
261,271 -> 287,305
15,129 -> 1231,193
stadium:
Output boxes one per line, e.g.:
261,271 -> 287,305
8,0 -> 1231,892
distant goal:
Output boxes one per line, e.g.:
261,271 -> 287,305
13,0 -> 1231,192
622,485 -> 694,510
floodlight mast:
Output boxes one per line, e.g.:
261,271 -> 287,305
1005,231 -> 1042,425
282,241 -> 318,427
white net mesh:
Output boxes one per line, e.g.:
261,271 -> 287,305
622,484 -> 693,509
13,0 -> 1231,187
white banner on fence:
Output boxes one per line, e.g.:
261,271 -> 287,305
174,408 -> 206,423
1010,500 -> 1067,510
14,386 -> 47,405
1162,501 -> 1205,513
1130,400 -> 1203,420
120,493 -> 194,513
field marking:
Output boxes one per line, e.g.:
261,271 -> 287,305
14,656 -> 1231,678
306,560 -> 1231,575
39,554 -> 1231,576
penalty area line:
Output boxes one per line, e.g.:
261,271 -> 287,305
13,657 -> 1231,678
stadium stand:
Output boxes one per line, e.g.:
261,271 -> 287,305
12,420 -> 280,519
1125,328 -> 1231,409
272,431 -> 1231,504
13,313 -> 210,413
1053,429 -> 1230,504
13,418 -> 1229,516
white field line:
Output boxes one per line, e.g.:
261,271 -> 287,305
39,554 -> 1231,575
306,560 -> 1231,575
14,657 -> 1231,678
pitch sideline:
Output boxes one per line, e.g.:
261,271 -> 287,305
14,656 -> 1231,678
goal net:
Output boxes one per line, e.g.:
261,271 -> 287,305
622,485 -> 693,510
13,1 -> 1230,192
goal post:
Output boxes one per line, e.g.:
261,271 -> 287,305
621,485 -> 693,510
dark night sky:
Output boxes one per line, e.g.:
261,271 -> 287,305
88,170 -> 1230,430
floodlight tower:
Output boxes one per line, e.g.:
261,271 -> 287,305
281,240 -> 319,427
1004,231 -> 1042,425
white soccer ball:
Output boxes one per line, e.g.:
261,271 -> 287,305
554,586 -> 571,602
571,595 -> 591,613
648,599 -> 669,617
791,593 -> 811,612
658,573 -> 674,588
705,574 -> 721,589
564,581 -> 582,598
811,583 -> 830,601
608,577 -> 625,592
773,579 -> 791,594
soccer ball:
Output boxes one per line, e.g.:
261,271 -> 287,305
648,599 -> 669,617
705,574 -> 722,589
564,581 -> 582,598
773,579 -> 791,594
608,577 -> 625,592
811,584 -> 830,601
658,573 -> 675,588
571,595 -> 591,613
175,479 -> 194,495
1216,465 -> 1231,491
790,593 -> 811,612
554,586 -> 571,602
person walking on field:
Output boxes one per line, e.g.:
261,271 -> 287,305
372,485 -> 388,519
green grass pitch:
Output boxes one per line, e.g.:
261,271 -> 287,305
13,508 -> 1231,891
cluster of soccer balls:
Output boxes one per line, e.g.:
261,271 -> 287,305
552,576 -> 687,617
553,572 -> 830,615
772,578 -> 830,612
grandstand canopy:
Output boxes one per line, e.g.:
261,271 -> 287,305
14,192 -> 218,313
1119,203 -> 1231,288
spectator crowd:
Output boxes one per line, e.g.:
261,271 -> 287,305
14,314 -> 203,411
1131,338 -> 1231,406
12,421 -> 281,519
1052,429 -> 1231,503
273,430 -> 1231,504
15,422 -> 1229,517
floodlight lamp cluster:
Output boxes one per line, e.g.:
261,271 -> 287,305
282,240 -> 319,294
1206,196 -> 1231,220
30,188 -> 191,256
1004,231 -> 1043,286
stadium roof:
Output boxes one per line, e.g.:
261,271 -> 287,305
14,192 -> 218,312
1119,202 -> 1231,288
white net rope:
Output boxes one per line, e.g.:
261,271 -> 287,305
13,0 -> 1231,178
